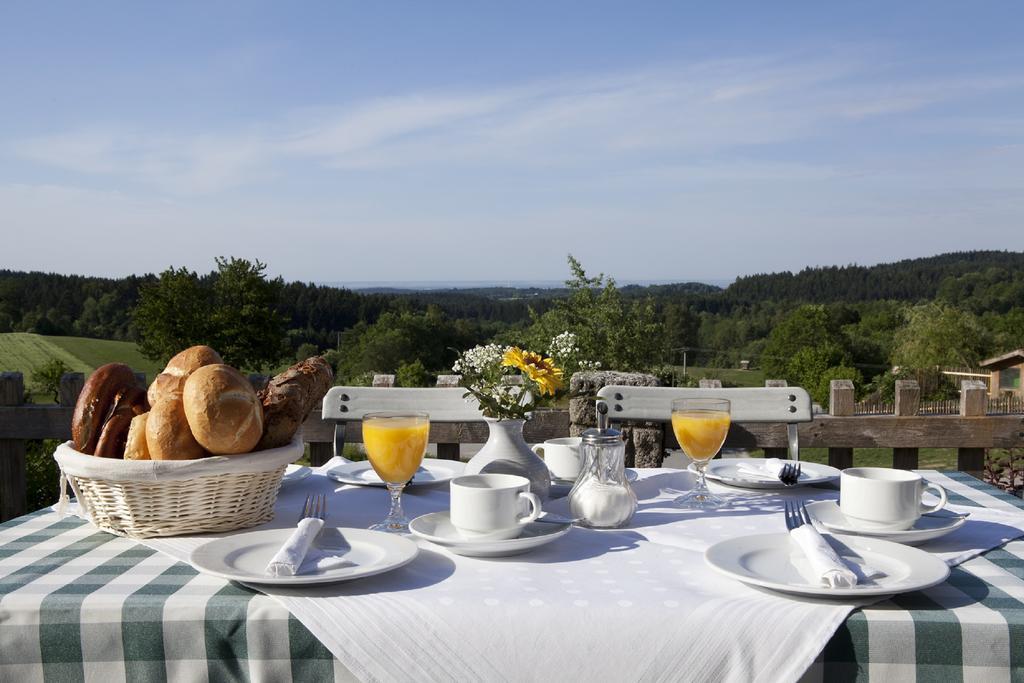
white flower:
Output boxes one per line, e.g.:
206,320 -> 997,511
548,331 -> 579,359
454,344 -> 508,374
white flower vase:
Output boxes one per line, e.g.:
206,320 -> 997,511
465,418 -> 551,501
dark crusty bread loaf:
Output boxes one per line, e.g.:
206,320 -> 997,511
256,356 -> 333,450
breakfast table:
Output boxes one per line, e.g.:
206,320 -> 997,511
3,463 -> 1024,682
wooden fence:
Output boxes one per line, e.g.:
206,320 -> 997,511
856,394 -> 1024,416
1,372 -> 1023,522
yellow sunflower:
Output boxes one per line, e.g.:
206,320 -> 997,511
502,347 -> 565,396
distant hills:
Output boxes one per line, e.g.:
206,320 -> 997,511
0,250 -> 1020,354
321,250 -> 1024,304
724,251 -> 1024,304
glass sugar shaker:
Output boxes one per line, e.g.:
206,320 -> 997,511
568,402 -> 637,528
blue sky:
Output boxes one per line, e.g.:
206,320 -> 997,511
2,2 -> 1022,283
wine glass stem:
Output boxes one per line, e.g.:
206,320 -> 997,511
695,461 -> 709,491
386,482 -> 406,521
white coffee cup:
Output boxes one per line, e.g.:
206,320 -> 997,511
450,474 -> 542,541
840,467 -> 948,531
532,437 -> 583,481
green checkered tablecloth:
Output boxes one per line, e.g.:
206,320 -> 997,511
1,471 -> 1022,682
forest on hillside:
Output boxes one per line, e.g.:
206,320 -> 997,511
1,250 -> 1022,404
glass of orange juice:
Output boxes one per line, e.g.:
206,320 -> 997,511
362,411 -> 430,533
671,398 -> 730,509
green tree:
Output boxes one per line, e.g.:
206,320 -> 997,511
761,305 -> 863,402
295,343 -> 320,362
520,256 -> 662,371
983,307 -> 1024,352
784,345 -> 862,405
31,359 -> 71,403
133,257 -> 287,371
892,302 -> 991,370
762,305 -> 847,378
335,307 -> 480,381
396,359 -> 430,387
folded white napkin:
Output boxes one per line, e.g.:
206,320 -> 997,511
265,518 -> 352,577
789,524 -> 859,588
736,458 -> 793,482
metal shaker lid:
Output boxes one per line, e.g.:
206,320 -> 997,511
583,401 -> 623,444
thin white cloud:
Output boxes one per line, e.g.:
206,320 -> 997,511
6,53 -> 1023,195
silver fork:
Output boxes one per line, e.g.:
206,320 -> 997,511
778,463 -> 802,486
783,501 -> 815,530
299,493 -> 327,523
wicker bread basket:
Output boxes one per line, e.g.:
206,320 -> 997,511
53,435 -> 304,538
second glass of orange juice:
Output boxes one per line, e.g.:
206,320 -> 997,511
671,398 -> 730,509
362,411 -> 429,533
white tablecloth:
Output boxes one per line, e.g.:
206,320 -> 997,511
110,464 -> 1024,683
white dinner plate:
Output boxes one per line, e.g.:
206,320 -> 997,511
693,458 -> 840,490
189,527 -> 419,586
281,464 -> 312,487
805,501 -> 969,545
409,511 -> 572,558
705,532 -> 949,598
326,459 -> 467,487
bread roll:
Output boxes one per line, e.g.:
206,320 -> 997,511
183,364 -> 263,455
124,413 -> 151,460
146,395 -> 206,460
148,345 -> 223,406
257,356 -> 334,450
147,372 -> 185,408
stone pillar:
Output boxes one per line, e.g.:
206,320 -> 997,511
569,371 -> 663,468
436,375 -> 461,387
372,374 -> 395,388
698,379 -> 722,388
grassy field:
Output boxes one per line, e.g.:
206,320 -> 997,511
0,333 -> 163,401
776,447 -> 959,470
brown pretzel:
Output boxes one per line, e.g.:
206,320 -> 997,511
72,364 -> 149,456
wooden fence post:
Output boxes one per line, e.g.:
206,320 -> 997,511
958,380 -> 988,476
0,373 -> 27,522
698,379 -> 722,389
308,442 -> 333,467
762,380 -> 789,457
436,443 -> 461,461
892,380 -> 920,470
58,373 -> 85,408
828,379 -> 855,469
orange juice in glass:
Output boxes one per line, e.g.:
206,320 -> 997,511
671,398 -> 730,509
362,412 -> 429,533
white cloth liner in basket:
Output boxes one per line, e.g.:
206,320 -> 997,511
54,434 -> 304,538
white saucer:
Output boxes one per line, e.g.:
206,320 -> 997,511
326,459 -> 466,487
409,511 -> 571,557
281,465 -> 312,487
805,501 -> 969,545
189,527 -> 419,585
705,532 -> 949,598
694,459 -> 840,490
